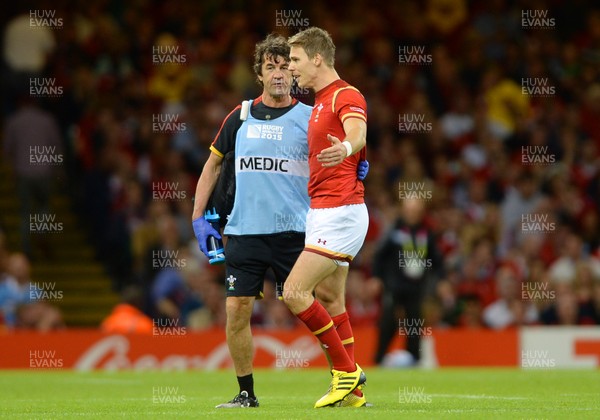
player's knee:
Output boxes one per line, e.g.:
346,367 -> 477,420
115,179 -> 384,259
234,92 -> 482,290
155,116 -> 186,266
317,292 -> 344,314
281,282 -> 304,309
281,287 -> 294,307
225,297 -> 253,331
315,287 -> 335,305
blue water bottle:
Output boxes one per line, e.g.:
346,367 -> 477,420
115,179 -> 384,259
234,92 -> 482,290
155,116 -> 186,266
204,208 -> 225,265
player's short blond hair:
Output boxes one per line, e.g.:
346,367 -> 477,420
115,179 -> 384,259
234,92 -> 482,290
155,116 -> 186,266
288,27 -> 335,67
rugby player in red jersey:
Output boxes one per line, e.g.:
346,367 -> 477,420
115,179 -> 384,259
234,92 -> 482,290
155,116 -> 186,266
284,27 -> 369,408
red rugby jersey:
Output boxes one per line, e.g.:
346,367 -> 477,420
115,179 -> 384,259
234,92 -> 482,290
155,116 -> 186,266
308,79 -> 367,208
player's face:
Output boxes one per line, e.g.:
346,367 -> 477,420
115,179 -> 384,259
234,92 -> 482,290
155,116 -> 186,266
258,54 -> 292,99
288,46 -> 316,89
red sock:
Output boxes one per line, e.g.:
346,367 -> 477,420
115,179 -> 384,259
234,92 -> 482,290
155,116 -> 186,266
332,312 -> 355,363
297,301 -> 355,372
332,312 -> 362,397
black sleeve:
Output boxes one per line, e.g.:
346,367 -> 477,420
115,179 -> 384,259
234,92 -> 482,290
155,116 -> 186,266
206,106 -> 242,226
210,106 -> 243,157
207,150 -> 235,228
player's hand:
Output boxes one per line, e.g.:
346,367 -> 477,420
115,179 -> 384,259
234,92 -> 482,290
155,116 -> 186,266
317,134 -> 347,167
192,216 -> 221,257
357,160 -> 369,180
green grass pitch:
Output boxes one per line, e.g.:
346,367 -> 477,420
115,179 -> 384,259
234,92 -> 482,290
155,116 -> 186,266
1,368 -> 599,419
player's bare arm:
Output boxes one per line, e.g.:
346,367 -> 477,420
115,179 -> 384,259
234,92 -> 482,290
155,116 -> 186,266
192,152 -> 223,219
316,118 -> 367,167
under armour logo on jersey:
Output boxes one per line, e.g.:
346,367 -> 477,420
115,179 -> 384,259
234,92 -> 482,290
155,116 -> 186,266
317,238 -> 327,245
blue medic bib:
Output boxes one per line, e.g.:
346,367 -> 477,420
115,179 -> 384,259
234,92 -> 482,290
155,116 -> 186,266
224,100 -> 312,235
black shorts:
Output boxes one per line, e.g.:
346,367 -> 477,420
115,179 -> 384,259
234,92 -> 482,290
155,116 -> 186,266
224,232 -> 305,298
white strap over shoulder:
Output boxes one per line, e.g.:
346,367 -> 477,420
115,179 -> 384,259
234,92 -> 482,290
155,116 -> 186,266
240,100 -> 250,121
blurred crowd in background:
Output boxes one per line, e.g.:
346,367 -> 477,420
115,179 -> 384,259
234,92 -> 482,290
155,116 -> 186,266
2,0 -> 600,340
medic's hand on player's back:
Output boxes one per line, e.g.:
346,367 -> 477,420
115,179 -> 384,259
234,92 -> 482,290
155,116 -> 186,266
192,216 -> 222,258
357,160 -> 369,181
